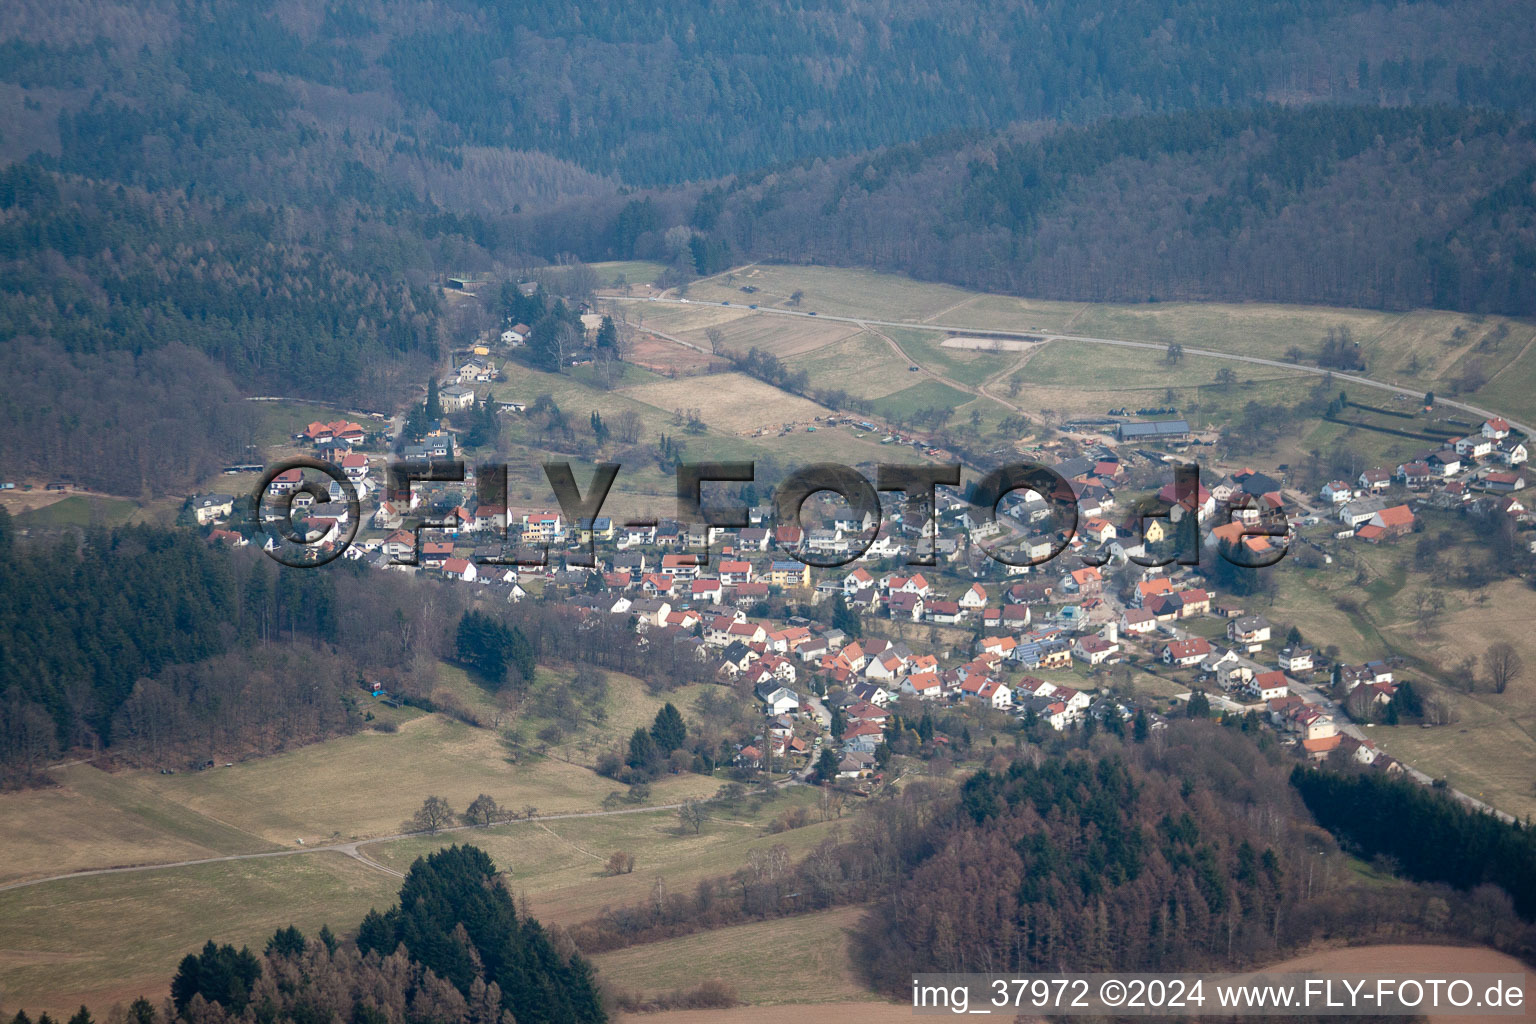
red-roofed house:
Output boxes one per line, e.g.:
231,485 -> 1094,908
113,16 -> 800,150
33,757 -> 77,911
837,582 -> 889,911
1162,637 -> 1212,667
442,557 -> 477,582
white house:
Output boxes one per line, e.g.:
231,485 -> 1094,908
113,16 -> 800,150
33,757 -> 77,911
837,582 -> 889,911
754,683 -> 799,715
1278,646 -> 1314,673
1320,481 -> 1354,504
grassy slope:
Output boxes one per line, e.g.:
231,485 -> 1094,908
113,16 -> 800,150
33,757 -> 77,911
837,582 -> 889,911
591,905 -> 871,1006
0,853 -> 399,1013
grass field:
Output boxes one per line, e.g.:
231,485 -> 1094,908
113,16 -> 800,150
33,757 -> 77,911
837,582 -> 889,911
784,332 -> 914,399
14,494 -> 147,529
882,328 -> 1017,388
0,765 -> 279,887
0,782 -> 848,1012
678,264 -> 1536,424
0,853 -> 399,1013
250,400 -> 353,448
687,265 -> 982,322
1006,349 -> 1320,427
590,260 -> 670,288
869,380 -> 977,420
136,716 -> 719,845
628,303 -> 863,359
591,905 -> 871,1006
367,789 -> 842,925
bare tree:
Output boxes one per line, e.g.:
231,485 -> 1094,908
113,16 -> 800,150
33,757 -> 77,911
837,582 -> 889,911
463,793 -> 502,826
615,409 -> 643,444
678,799 -> 708,834
408,795 -> 455,834
606,850 -> 636,875
1483,642 -> 1524,695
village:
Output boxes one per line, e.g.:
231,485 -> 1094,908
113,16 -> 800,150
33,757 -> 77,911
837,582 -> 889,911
181,361 -> 1532,817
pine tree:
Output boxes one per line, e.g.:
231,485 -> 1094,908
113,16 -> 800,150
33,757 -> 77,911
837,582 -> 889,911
649,703 -> 686,755
1133,708 -> 1150,743
813,747 -> 840,784
265,925 -> 305,957
426,377 -> 443,420
831,595 -> 863,638
627,727 -> 659,771
595,316 -> 618,350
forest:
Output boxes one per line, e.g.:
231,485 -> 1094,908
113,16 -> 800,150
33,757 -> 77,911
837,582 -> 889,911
0,516 -> 471,786
1292,766 -> 1536,920
4,2 -> 1536,500
0,514 -> 738,788
560,105 -> 1536,315
848,726 -> 1536,992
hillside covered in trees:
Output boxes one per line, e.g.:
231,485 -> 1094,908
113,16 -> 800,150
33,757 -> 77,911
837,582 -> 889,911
0,516 -> 467,786
543,105 -> 1536,315
5,1 -> 1536,495
853,725 -> 1536,993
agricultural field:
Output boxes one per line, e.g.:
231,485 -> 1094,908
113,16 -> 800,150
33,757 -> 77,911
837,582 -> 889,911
618,372 -> 833,435
591,905 -> 872,1007
784,332 -> 914,400
672,264 -> 1536,426
625,302 -> 863,359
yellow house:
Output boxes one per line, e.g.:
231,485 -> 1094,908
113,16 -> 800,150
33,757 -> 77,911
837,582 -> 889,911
576,517 -> 615,545
767,560 -> 811,588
